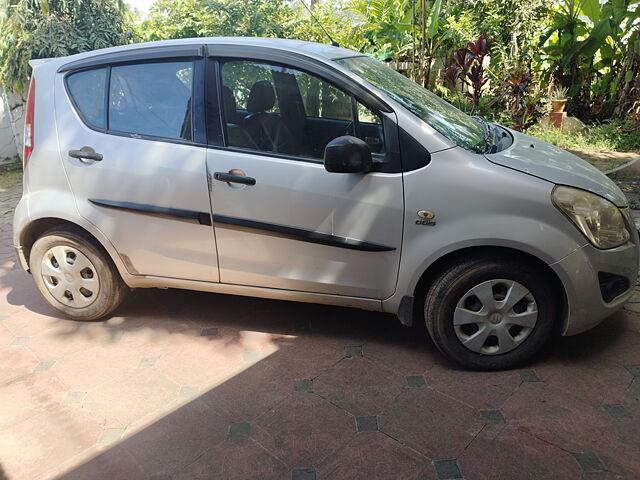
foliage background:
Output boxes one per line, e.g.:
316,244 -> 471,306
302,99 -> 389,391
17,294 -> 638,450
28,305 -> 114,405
0,0 -> 638,149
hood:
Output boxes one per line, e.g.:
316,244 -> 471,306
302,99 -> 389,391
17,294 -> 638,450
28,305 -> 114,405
485,128 -> 628,207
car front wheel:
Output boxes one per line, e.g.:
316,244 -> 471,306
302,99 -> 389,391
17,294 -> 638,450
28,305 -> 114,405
424,256 -> 558,370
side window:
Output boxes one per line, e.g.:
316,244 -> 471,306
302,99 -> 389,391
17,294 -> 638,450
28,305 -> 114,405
357,102 -> 385,154
67,68 -> 107,129
109,61 -> 194,141
220,60 -> 385,158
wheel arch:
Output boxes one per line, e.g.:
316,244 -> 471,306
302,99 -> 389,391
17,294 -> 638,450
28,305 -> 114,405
19,217 -> 126,277
410,245 -> 568,333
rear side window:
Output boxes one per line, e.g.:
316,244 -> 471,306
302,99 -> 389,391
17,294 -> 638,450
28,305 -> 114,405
67,68 -> 107,129
109,62 -> 194,140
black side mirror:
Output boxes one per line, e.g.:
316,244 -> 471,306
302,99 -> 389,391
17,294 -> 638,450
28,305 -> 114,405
323,136 -> 372,173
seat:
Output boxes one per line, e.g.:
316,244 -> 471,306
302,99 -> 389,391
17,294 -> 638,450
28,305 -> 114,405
242,80 -> 283,152
222,85 -> 256,149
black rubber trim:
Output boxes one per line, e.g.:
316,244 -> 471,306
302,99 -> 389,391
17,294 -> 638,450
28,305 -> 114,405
212,214 -> 395,252
88,199 -> 395,251
58,45 -> 205,73
89,199 -> 212,226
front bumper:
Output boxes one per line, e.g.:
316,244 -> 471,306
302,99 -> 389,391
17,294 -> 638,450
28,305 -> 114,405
551,241 -> 638,336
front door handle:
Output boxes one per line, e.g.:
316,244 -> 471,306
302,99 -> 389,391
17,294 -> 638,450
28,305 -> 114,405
213,171 -> 256,186
69,146 -> 103,162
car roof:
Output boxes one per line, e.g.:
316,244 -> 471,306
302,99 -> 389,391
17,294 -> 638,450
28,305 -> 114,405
31,37 -> 363,69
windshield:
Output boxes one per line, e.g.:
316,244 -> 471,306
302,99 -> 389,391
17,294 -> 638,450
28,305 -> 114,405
337,56 -> 487,153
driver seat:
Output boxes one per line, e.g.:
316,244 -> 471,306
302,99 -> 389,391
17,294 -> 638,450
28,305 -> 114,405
242,80 -> 282,152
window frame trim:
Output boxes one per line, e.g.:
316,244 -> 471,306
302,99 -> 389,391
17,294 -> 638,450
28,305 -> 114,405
210,56 -> 395,169
63,56 -> 207,148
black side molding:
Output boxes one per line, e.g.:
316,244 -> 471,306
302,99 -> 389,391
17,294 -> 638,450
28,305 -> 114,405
89,199 -> 212,226
212,214 -> 396,252
89,199 -> 395,252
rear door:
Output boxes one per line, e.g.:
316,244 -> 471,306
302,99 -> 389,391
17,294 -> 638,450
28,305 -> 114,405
205,55 -> 404,299
55,51 -> 218,281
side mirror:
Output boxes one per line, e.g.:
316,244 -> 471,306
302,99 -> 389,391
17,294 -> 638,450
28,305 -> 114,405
323,136 -> 372,173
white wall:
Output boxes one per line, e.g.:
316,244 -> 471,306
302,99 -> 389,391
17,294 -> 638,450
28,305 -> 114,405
0,85 -> 24,167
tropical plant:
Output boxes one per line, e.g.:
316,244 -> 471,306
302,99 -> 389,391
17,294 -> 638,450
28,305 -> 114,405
550,85 -> 569,100
0,0 -> 134,94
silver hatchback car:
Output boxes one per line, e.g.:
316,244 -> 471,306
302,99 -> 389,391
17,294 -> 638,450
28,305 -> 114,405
13,37 -> 638,369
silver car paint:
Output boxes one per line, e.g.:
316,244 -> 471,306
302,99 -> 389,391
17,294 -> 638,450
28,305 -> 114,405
13,37 -> 639,338
486,129 -> 628,207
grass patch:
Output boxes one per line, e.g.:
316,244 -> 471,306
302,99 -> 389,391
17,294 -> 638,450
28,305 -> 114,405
0,169 -> 22,192
526,118 -> 640,153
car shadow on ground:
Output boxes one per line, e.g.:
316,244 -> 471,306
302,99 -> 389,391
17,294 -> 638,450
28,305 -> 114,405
1,265 -> 637,479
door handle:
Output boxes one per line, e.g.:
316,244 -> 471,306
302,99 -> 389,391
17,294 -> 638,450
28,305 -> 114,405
213,171 -> 256,186
69,146 -> 103,162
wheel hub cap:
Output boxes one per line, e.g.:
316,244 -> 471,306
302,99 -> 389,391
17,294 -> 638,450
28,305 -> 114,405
453,279 -> 538,355
40,245 -> 100,308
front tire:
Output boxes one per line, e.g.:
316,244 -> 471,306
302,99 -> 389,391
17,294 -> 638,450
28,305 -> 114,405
30,228 -> 128,321
423,256 -> 558,370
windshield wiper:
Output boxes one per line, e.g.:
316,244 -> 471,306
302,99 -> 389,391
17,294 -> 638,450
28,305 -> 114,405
472,116 -> 497,154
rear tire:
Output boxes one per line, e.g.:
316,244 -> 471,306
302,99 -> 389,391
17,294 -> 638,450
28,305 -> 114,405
423,256 -> 558,370
30,228 -> 128,321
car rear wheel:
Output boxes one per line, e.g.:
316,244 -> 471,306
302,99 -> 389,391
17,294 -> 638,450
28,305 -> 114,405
30,228 -> 128,321
423,256 -> 558,370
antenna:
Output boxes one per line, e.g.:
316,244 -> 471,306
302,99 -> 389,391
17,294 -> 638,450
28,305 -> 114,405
296,0 -> 340,47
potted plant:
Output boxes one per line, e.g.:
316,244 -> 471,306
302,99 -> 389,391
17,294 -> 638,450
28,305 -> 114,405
550,86 -> 569,113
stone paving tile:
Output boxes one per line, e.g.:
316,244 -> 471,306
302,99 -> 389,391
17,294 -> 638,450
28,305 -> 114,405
624,364 -> 640,377
405,374 -> 427,388
199,361 -> 292,421
317,430 -> 434,479
0,372 -> 67,431
355,415 -> 379,432
479,409 -> 505,424
252,392 -> 355,468
574,451 -> 606,473
0,344 -> 39,385
379,386 -> 483,460
458,424 -> 582,480
178,385 -> 201,400
501,382 -> 617,453
602,403 -> 632,419
292,467 -> 316,480
0,408 -> 103,480
433,459 -> 463,480
10,335 -> 28,345
426,364 -> 522,409
56,444 -> 147,480
32,360 -> 55,372
293,378 -> 313,393
170,437 -> 289,480
313,356 -> 405,416
97,427 -> 125,445
83,368 -> 180,428
123,398 -> 229,476
518,369 -> 541,382
63,391 -> 87,405
344,345 -> 363,358
228,421 -> 251,438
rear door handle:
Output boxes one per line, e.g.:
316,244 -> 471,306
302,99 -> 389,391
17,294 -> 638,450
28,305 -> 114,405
213,171 -> 256,186
69,146 -> 103,162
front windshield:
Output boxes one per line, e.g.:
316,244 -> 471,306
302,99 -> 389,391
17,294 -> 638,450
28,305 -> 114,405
337,56 -> 487,153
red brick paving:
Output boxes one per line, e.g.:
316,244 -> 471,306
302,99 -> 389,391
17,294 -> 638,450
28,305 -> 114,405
1,183 -> 640,479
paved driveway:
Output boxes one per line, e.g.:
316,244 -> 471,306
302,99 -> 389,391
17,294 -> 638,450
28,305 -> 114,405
1,183 -> 639,480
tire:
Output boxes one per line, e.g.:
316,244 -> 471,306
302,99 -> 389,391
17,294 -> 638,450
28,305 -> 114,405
30,228 -> 128,321
423,256 -> 558,370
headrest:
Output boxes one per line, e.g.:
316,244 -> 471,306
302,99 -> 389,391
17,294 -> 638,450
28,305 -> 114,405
246,80 -> 275,113
222,86 -> 238,123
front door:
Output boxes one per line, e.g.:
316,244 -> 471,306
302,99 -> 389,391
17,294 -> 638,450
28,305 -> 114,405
206,58 -> 403,299
55,57 -> 218,281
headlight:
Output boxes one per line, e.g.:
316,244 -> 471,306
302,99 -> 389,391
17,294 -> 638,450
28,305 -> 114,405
552,185 -> 630,249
